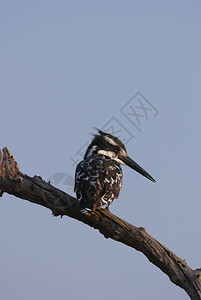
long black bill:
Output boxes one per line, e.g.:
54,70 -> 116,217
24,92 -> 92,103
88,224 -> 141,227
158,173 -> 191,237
119,155 -> 156,182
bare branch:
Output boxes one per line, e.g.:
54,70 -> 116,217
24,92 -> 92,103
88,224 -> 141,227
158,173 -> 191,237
0,147 -> 201,299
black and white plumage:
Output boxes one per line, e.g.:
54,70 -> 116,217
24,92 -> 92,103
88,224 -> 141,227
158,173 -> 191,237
74,129 -> 155,214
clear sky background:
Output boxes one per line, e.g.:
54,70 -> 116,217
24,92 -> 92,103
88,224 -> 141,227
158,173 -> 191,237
1,1 -> 201,299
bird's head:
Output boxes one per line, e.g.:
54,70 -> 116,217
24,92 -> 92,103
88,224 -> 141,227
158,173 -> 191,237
84,129 -> 155,182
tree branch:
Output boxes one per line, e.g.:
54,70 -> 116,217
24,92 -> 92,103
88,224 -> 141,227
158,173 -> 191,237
0,147 -> 201,299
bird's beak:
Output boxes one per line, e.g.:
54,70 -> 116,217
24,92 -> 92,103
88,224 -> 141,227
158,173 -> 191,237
118,155 -> 156,182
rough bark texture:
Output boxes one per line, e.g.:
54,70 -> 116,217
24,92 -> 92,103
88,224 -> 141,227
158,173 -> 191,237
0,147 -> 201,299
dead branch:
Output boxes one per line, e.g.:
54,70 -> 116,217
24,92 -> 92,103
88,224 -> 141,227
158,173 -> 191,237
0,147 -> 201,299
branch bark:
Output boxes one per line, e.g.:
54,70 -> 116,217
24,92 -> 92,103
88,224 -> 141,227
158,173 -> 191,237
0,147 -> 201,299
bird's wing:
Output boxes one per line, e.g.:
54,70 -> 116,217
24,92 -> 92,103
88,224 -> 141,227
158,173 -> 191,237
74,156 -> 106,203
74,156 -> 122,210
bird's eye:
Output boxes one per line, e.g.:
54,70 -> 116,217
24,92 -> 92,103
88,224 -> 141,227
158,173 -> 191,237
114,146 -> 120,152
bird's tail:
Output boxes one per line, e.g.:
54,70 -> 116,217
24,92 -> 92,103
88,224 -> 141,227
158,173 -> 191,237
80,199 -> 93,215
80,207 -> 93,215
80,199 -> 109,214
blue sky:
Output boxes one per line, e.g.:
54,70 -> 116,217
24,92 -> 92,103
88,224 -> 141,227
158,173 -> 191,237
1,1 -> 201,299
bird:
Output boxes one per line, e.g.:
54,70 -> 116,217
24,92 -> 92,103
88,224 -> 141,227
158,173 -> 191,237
74,129 -> 155,214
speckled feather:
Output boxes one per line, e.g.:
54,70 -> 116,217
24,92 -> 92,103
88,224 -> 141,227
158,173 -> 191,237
74,154 -> 123,212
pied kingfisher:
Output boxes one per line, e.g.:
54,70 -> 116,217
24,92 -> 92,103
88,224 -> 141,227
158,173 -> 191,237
74,129 -> 155,214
